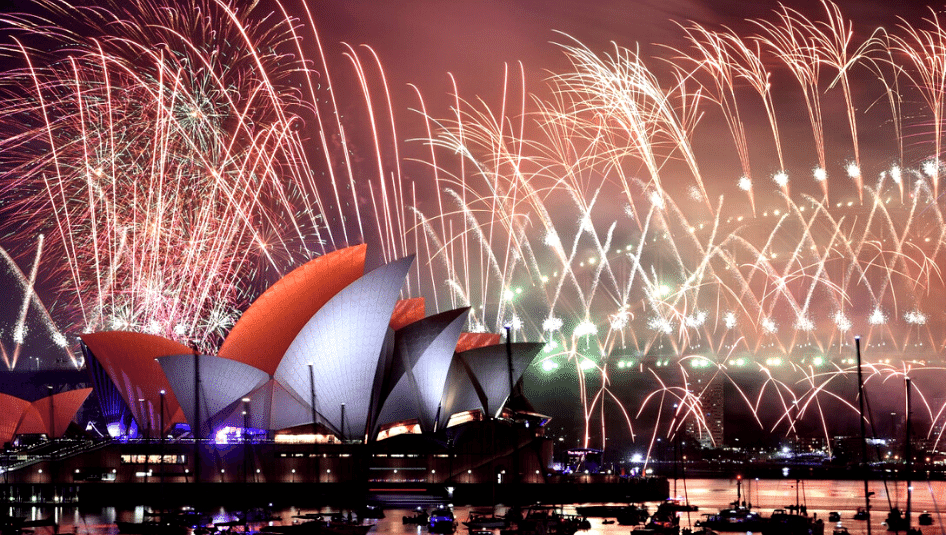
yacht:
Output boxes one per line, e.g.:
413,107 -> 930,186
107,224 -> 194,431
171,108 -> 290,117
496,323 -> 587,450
428,508 -> 457,534
695,506 -> 767,532
463,511 -> 510,530
762,509 -> 824,535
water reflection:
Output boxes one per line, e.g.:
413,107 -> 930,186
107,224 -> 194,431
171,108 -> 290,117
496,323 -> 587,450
3,479 -> 943,535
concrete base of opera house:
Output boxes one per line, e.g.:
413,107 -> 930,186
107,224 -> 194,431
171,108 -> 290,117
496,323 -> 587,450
2,479 -> 670,507
1,420 -> 668,506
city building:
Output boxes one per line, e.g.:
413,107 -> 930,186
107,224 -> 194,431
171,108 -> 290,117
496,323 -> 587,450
685,378 -> 724,448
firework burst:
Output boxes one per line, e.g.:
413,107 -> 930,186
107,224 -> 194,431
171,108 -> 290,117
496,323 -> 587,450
4,0 -> 946,455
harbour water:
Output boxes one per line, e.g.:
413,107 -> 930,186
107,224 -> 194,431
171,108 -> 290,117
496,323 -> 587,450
5,478 -> 945,535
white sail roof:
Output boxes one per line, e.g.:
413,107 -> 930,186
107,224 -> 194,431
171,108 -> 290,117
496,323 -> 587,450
275,256 -> 414,440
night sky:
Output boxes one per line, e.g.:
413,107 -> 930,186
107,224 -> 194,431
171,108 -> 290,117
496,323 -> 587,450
1,0 -> 945,453
303,0 -> 945,450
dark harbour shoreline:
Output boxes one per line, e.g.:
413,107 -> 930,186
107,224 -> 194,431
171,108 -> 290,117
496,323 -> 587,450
8,462 -> 945,509
2,479 -> 670,508
3,478 -> 944,535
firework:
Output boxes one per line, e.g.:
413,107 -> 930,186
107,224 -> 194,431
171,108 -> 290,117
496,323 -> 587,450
0,0 -> 420,352
410,0 -> 946,450
4,0 -> 946,455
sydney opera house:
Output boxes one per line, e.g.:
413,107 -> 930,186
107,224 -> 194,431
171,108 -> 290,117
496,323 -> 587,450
79,244 -> 541,442
0,245 -> 664,505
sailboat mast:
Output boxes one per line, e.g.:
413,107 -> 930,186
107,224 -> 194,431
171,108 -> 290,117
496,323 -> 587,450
855,337 -> 872,535
905,377 -> 912,532
672,425 -> 678,497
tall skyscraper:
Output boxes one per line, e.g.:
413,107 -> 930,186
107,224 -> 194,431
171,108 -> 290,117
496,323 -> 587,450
685,378 -> 724,448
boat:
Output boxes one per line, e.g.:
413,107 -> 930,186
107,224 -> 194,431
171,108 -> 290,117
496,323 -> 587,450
575,504 -> 647,522
828,513 -> 840,523
759,463 -> 822,535
429,508 -> 457,534
601,520 -> 615,525
853,338 -> 875,530
657,498 -> 698,514
635,508 -> 681,535
517,506 -> 581,535
918,513 -> 933,526
402,510 -> 428,525
884,379 -> 924,535
616,507 -> 650,526
463,511 -> 510,530
884,508 -> 909,532
695,507 -> 767,532
761,509 -> 824,535
694,479 -> 766,533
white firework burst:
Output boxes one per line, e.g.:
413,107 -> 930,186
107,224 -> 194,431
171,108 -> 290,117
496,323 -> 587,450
12,324 -> 27,344
609,310 -> 631,330
543,316 -> 564,332
923,159 -> 939,178
834,311 -> 852,332
573,320 -> 598,337
685,311 -> 707,328
795,316 -> 814,331
648,316 -> 674,335
52,331 -> 68,347
890,165 -> 902,185
649,191 -> 665,209
846,163 -> 861,179
905,310 -> 927,325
